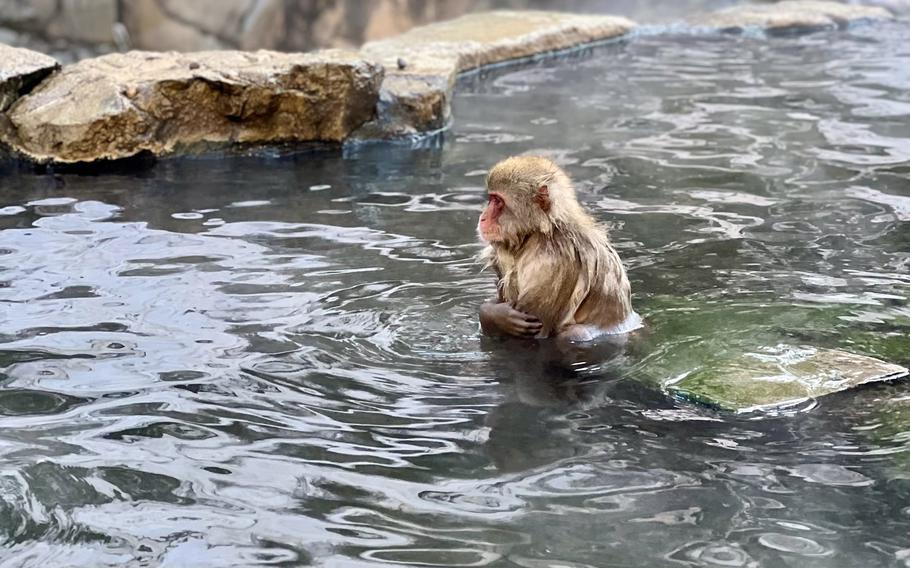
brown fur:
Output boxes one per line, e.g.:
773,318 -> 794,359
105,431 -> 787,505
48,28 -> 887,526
479,156 -> 633,338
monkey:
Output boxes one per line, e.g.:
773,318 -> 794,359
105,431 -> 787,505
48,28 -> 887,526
477,155 -> 642,342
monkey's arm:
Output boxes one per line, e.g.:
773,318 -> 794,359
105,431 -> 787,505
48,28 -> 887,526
480,302 -> 543,338
515,250 -> 583,338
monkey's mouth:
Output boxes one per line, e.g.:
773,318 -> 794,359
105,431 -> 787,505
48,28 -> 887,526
477,223 -> 502,243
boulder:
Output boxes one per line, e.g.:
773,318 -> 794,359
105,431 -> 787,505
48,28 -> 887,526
3,49 -> 383,163
120,0 -> 222,51
50,0 -> 117,44
0,0 -> 117,44
158,0 -> 262,39
0,0 -> 58,30
123,0 -> 286,51
0,43 -> 59,112
667,346 -> 908,412
694,0 -> 893,32
358,10 -> 635,137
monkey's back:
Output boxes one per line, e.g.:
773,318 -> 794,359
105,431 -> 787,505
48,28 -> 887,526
572,229 -> 634,331
491,226 -> 634,337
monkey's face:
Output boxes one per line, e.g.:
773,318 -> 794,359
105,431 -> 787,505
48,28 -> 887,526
478,185 -> 550,247
478,192 -> 506,243
480,155 -> 566,246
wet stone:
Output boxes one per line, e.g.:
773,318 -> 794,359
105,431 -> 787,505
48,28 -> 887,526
0,43 -> 59,112
3,49 -> 383,163
667,345 -> 908,412
693,0 -> 893,32
357,10 -> 635,137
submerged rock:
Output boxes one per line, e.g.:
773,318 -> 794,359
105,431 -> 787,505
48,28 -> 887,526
667,346 -> 908,412
3,50 -> 383,163
694,0 -> 893,32
0,43 -> 59,112
357,10 -> 635,138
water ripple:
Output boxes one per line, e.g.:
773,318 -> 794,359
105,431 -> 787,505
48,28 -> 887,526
0,20 -> 908,566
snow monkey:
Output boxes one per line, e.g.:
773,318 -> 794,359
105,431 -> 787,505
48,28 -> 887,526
477,156 -> 642,342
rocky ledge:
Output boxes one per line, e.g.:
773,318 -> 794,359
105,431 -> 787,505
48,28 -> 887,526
0,43 -> 59,113
358,10 -> 635,138
3,49 -> 382,163
692,0 -> 893,32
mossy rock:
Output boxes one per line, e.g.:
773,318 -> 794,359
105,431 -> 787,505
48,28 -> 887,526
666,345 -> 908,412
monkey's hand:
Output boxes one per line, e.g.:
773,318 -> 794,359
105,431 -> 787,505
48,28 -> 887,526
479,302 -> 542,338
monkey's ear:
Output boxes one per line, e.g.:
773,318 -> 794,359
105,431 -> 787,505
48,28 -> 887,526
535,185 -> 551,213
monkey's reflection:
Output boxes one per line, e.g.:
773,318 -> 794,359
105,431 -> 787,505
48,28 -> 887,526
483,335 -> 632,405
481,334 -> 650,473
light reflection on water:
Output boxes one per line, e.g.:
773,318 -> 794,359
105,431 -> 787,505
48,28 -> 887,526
1,21 -> 909,568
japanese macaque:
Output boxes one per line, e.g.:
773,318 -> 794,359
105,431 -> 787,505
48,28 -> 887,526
478,156 -> 642,342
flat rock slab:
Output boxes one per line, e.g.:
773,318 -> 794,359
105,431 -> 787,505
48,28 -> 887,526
0,43 -> 59,112
694,0 -> 893,32
358,10 -> 635,136
667,346 -> 908,412
3,49 -> 383,163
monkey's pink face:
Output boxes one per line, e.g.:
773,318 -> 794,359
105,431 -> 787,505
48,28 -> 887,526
478,193 -> 505,243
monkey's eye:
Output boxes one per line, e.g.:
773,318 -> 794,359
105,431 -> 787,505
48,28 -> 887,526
488,194 -> 504,208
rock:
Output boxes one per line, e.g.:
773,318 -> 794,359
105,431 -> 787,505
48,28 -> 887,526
358,10 -> 635,137
236,0 -> 285,51
158,0 -> 257,38
3,50 -> 383,163
862,0 -> 910,13
122,0 -> 224,52
152,0 -> 285,50
0,28 -> 18,45
0,43 -> 59,112
0,0 -> 58,29
281,0 -> 481,53
667,346 -> 908,412
50,0 -> 117,44
0,0 -> 116,44
693,0 -> 893,32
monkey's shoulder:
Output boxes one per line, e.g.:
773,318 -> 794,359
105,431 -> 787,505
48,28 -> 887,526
536,231 -> 606,263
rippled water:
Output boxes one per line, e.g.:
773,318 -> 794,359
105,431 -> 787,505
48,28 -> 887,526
2,21 -> 910,568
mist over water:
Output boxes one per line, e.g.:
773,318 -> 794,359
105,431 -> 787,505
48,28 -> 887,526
1,21 -> 909,567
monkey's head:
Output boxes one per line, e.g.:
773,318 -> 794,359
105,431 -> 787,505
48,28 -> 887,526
478,156 -> 585,248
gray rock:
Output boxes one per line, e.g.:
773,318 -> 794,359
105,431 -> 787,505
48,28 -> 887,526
0,0 -> 58,28
3,49 -> 383,163
693,0 -> 893,32
158,0 -> 257,38
122,0 -> 225,52
121,0 -> 285,51
51,0 -> 117,43
0,26 -> 19,45
0,42 -> 58,112
237,0 -> 284,50
861,0 -> 910,13
358,10 -> 636,137
0,0 -> 116,43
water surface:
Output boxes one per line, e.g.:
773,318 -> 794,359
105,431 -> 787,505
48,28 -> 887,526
1,21 -> 909,567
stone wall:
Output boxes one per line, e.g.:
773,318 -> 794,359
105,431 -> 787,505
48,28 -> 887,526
0,0 -> 122,61
1,0 -> 907,63
0,0 -> 582,61
0,0 -> 749,61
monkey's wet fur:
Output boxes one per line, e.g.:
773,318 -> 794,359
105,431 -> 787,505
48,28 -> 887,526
478,155 -> 643,343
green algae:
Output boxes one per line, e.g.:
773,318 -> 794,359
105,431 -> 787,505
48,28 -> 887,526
666,346 -> 908,412
628,295 -> 909,412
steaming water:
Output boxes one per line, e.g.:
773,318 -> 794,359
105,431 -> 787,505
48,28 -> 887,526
1,21 -> 909,567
